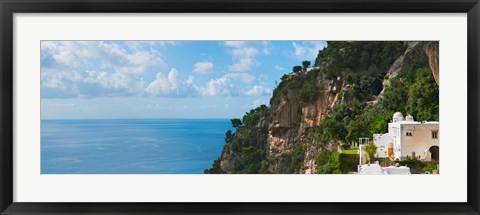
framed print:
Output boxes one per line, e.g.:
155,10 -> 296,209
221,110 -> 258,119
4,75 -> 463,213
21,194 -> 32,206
1,0 -> 479,214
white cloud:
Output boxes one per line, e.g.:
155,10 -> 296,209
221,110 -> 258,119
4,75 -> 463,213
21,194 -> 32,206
261,41 -> 271,55
84,70 -> 129,89
223,41 -> 266,72
41,41 -> 99,67
224,41 -> 247,48
41,41 -> 167,74
146,68 -> 195,97
242,85 -> 271,96
292,41 -> 327,60
198,76 -> 234,97
274,65 -> 286,71
228,47 -> 260,72
186,75 -> 194,85
125,41 -> 176,51
41,68 -> 83,89
41,41 -> 173,98
223,73 -> 256,83
99,42 -> 165,74
83,70 -> 145,96
193,61 -> 214,74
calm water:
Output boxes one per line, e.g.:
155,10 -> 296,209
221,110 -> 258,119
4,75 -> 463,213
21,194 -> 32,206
41,119 -> 231,174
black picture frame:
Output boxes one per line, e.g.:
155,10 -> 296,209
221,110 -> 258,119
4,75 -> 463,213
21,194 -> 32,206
1,0 -> 479,214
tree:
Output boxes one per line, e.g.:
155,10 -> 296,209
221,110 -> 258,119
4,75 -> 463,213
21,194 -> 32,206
302,60 -> 311,72
204,158 -> 224,174
363,142 -> 378,163
320,116 -> 347,142
225,130 -> 234,143
292,65 -> 302,74
231,118 -> 243,128
317,151 -> 341,174
346,115 -> 371,143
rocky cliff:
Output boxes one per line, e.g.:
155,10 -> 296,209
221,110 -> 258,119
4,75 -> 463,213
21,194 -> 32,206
423,42 -> 439,86
206,41 -> 439,174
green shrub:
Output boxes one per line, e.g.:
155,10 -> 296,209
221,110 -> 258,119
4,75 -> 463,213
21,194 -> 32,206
317,150 -> 341,174
316,149 -> 331,167
423,164 -> 438,174
339,153 -> 359,173
300,81 -> 319,103
287,146 -> 305,173
359,66 -> 385,96
341,143 -> 351,150
204,157 -> 224,174
398,156 -> 426,174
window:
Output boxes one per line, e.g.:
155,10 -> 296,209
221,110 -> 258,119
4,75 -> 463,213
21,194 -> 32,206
432,130 -> 438,139
406,132 -> 412,136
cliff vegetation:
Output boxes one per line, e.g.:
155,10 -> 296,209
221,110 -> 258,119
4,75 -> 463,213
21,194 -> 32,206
205,41 -> 439,174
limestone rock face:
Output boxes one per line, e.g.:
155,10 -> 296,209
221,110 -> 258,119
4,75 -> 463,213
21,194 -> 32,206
266,76 -> 343,173
423,42 -> 439,86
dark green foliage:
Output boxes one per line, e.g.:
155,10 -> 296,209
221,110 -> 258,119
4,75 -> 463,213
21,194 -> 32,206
286,75 -> 305,89
312,102 -> 366,143
363,143 -> 378,162
315,41 -> 406,73
241,146 -> 263,173
316,150 -> 342,174
287,146 -> 305,173
372,52 -> 438,123
300,68 -> 322,103
231,118 -> 243,128
306,68 -> 320,79
316,149 -> 331,167
405,70 -> 439,121
271,66 -> 321,106
320,116 -> 347,142
302,60 -> 311,72
380,78 -> 408,112
359,66 -> 385,96
222,106 -> 269,173
339,153 -> 359,173
204,158 -> 224,174
225,130 -> 234,143
397,156 -> 426,174
300,81 -> 319,103
292,65 -> 302,73
324,68 -> 339,80
341,143 -> 351,150
423,164 -> 438,174
346,115 -> 371,143
243,105 -> 268,127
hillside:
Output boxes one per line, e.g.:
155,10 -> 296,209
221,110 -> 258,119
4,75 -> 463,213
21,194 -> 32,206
205,41 -> 439,174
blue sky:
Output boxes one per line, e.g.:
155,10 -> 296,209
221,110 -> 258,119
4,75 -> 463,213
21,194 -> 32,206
41,41 -> 327,119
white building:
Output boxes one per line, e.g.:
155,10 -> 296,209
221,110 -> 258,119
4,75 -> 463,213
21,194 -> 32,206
306,66 -> 320,72
373,112 -> 439,161
358,162 -> 411,174
373,133 -> 392,158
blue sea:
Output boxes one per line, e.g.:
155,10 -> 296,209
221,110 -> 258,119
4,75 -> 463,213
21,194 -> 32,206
41,119 -> 231,174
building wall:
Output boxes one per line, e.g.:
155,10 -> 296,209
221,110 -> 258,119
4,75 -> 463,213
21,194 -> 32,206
389,124 -> 403,160
383,121 -> 439,161
373,134 -> 391,158
399,123 -> 439,161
